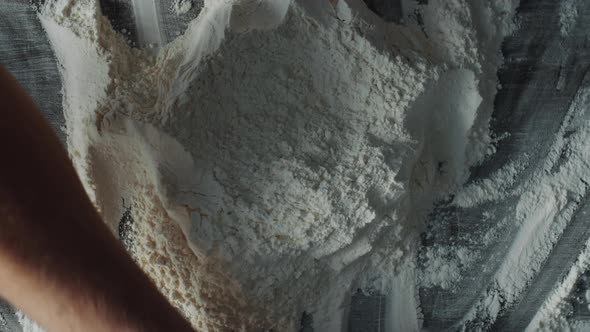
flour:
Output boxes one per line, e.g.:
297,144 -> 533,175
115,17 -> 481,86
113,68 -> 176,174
559,0 -> 580,36
453,156 -> 528,208
442,65 -> 590,330
30,0 -> 515,330
229,0 -> 291,32
16,313 -> 44,332
419,246 -> 478,290
527,236 -> 590,331
172,0 -> 193,15
518,79 -> 590,331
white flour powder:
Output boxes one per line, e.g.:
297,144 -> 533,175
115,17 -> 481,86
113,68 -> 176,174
560,0 -> 580,36
172,0 -> 193,15
32,0 -> 516,330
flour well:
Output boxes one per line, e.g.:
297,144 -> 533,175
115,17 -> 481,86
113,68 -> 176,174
32,0 -> 516,330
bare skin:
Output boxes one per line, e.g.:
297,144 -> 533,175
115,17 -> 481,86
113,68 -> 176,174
0,66 -> 194,331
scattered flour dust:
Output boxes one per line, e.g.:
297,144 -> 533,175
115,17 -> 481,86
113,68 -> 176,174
30,0 -> 515,331
419,246 -> 479,290
527,236 -> 590,331
441,69 -> 590,330
559,0 -> 580,36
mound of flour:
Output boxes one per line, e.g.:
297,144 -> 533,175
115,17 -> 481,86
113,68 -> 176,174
35,0 -> 516,330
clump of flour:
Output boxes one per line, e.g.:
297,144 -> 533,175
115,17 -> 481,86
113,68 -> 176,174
34,0 -> 514,330
172,0 -> 193,15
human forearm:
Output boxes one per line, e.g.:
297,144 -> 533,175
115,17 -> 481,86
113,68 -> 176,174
0,66 -> 193,332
